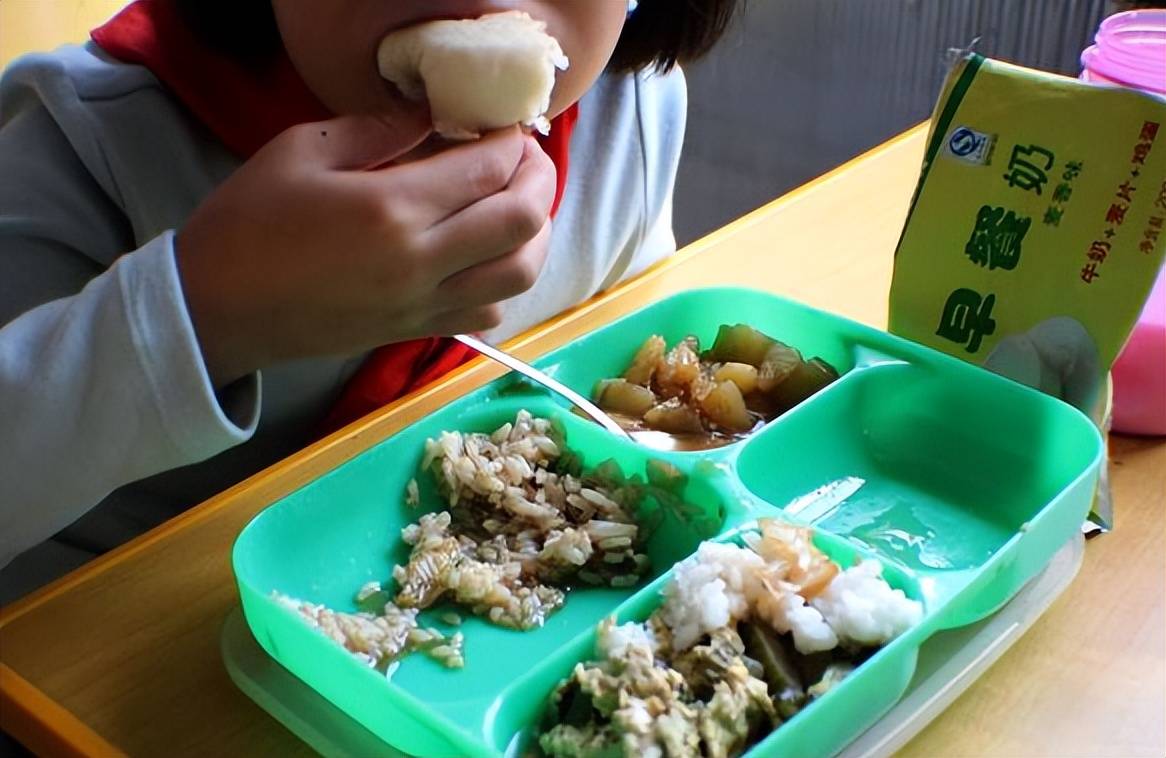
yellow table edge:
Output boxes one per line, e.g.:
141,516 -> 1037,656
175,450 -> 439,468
0,663 -> 126,757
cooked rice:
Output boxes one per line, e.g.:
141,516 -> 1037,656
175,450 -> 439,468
810,559 -> 921,647
273,593 -> 465,672
355,580 -> 383,603
274,594 -> 418,670
277,410 -> 654,671
400,410 -> 651,628
538,519 -> 924,758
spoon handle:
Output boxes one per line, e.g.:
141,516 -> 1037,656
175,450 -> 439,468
453,334 -> 632,440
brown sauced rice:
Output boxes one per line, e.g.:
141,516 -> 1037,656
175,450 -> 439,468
275,410 -> 657,673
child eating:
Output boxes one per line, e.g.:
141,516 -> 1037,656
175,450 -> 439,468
0,0 -> 738,601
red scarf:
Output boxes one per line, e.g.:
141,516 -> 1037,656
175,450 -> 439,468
91,0 -> 577,434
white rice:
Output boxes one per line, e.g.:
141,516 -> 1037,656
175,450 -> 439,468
597,619 -> 658,660
811,559 -> 922,647
659,541 -> 764,650
657,525 -> 921,654
755,581 -> 838,653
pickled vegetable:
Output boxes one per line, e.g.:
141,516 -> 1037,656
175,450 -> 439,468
643,398 -> 705,434
769,357 -> 839,411
741,622 -> 804,700
594,379 -> 656,418
704,324 -> 777,367
807,662 -> 855,700
699,380 -> 754,432
623,335 -> 666,386
713,362 -> 759,394
679,334 -> 701,354
810,357 -> 840,380
646,459 -> 687,493
594,324 -> 841,445
655,342 -> 702,399
549,681 -> 598,729
756,342 -> 803,393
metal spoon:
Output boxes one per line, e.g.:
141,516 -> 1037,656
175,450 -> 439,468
453,333 -> 633,440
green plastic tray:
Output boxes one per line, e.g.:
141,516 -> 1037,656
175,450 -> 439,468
231,287 -> 1103,758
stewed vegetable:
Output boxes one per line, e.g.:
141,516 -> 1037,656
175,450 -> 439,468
593,324 -> 840,445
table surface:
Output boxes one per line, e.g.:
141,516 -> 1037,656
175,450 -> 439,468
0,116 -> 1163,757
0,1 -> 129,70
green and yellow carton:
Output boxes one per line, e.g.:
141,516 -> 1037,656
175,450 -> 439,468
890,54 -> 1166,530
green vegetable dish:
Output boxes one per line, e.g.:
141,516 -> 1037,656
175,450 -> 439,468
534,520 -> 922,758
594,325 -> 840,449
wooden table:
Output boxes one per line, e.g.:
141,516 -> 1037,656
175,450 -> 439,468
0,1 -> 129,69
2,125 -> 1164,758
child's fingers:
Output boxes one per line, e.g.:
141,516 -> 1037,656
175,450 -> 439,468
435,218 -> 552,307
388,127 -> 528,222
420,138 -> 555,276
290,110 -> 433,171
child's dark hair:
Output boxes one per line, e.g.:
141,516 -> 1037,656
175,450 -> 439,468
172,0 -> 740,73
608,0 -> 740,73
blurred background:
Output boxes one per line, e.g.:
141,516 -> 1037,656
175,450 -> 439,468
674,0 -> 1155,243
0,0 -> 1151,245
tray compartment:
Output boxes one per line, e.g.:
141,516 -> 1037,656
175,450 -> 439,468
533,288 -> 862,453
490,525 -> 927,758
735,361 -> 1100,583
234,396 -> 730,756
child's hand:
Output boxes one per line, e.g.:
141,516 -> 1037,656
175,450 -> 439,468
175,114 -> 556,387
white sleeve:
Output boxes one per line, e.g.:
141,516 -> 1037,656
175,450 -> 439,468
619,64 -> 688,282
0,232 -> 260,567
0,84 -> 259,569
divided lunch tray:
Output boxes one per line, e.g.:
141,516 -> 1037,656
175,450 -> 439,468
221,534 -> 1083,758
230,287 -> 1103,758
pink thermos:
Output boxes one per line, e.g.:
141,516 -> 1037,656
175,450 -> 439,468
1081,9 -> 1166,436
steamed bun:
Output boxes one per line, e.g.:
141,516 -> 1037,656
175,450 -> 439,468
376,11 -> 569,139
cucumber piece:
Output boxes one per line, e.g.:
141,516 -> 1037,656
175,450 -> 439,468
741,622 -> 805,698
704,324 -> 778,367
768,357 -> 839,412
756,342 -> 804,393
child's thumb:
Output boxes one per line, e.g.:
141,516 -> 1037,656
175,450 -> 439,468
305,109 -> 433,171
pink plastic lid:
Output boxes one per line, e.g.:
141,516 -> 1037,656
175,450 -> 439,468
1080,9 -> 1166,95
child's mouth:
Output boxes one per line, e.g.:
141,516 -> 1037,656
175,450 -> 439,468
385,2 -> 522,35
